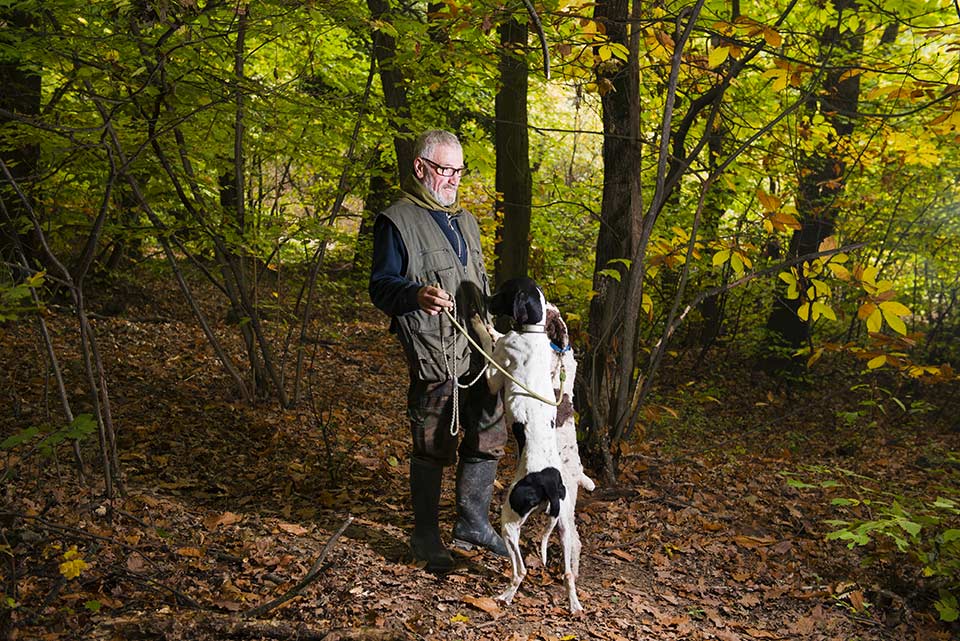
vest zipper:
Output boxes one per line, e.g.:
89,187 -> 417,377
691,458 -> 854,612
447,214 -> 466,273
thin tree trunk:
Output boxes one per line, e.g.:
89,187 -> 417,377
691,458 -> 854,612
367,0 -> 414,182
494,16 -> 532,286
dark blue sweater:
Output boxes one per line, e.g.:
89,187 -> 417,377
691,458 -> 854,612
369,208 -> 468,318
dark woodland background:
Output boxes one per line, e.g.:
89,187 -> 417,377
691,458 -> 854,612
2,1 -> 959,639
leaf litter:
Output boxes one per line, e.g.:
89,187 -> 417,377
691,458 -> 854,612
0,273 -> 958,641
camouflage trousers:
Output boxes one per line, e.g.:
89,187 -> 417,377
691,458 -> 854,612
406,375 -> 506,466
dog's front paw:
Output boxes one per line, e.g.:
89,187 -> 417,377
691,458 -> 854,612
470,314 -> 495,355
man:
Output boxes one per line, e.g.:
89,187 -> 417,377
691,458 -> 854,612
369,130 -> 508,573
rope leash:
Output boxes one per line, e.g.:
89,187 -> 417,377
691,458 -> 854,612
439,296 -> 486,436
441,308 -> 561,408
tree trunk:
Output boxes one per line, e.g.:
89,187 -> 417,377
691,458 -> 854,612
494,16 -> 532,286
367,0 -> 414,182
581,0 -> 641,482
766,0 -> 864,356
0,8 -> 42,272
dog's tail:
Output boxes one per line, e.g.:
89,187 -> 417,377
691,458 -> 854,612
579,473 -> 596,492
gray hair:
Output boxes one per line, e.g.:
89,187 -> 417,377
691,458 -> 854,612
413,129 -> 461,161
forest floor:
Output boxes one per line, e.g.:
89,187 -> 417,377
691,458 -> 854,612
2,266 -> 959,641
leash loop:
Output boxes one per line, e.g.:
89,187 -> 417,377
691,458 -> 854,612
441,308 -> 560,407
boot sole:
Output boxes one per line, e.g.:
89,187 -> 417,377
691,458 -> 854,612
451,538 -> 509,557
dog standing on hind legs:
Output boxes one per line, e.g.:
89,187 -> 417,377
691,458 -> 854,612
472,277 -> 586,614
539,302 -> 595,584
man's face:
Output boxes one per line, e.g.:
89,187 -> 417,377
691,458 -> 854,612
414,144 -> 464,208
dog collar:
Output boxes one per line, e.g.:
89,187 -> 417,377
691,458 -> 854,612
550,341 -> 571,353
519,324 -> 546,334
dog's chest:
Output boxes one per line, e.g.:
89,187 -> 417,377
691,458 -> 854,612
500,332 -> 553,423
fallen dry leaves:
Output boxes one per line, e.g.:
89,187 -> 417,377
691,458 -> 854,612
1,272 -> 958,641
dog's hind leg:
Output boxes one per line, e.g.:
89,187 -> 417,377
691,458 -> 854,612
497,517 -> 526,605
558,509 -> 583,614
539,516 -> 559,565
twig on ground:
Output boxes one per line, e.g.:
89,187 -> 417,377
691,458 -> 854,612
243,515 -> 353,619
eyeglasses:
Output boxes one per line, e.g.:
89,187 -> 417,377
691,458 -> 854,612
419,156 -> 470,177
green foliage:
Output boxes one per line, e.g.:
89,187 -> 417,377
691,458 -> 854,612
788,465 -> 960,622
0,272 -> 45,321
1,414 -> 97,468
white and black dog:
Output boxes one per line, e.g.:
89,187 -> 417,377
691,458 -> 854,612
472,277 -> 586,614
540,302 -> 595,582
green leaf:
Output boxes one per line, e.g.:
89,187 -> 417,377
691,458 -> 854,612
708,46 -> 730,67
597,268 -> 621,282
65,414 -> 97,439
935,590 -> 959,622
1,426 -> 39,450
940,529 -> 960,543
896,518 -> 922,537
881,307 -> 908,335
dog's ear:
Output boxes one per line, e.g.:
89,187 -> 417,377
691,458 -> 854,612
545,306 -> 568,348
513,291 -> 532,325
513,289 -> 545,325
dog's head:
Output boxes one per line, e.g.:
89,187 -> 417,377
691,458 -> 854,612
489,277 -> 546,327
544,302 -> 569,351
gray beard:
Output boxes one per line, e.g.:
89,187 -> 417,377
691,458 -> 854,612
425,182 -> 456,208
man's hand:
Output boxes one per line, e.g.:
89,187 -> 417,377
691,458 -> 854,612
417,285 -> 454,315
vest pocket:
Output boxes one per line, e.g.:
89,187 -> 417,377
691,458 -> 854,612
425,263 -> 459,297
397,310 -> 470,383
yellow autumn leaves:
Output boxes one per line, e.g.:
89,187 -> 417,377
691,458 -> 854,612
777,237 -> 913,342
59,545 -> 89,580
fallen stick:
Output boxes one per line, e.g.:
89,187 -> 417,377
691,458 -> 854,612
243,515 -> 353,619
